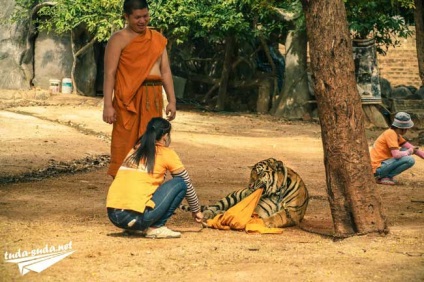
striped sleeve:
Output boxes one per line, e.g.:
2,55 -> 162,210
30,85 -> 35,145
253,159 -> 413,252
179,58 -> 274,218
171,169 -> 200,213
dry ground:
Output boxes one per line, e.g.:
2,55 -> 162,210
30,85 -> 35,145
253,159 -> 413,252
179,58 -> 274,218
0,91 -> 423,281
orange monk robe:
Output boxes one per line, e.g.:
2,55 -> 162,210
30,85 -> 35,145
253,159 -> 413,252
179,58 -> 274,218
108,29 -> 167,177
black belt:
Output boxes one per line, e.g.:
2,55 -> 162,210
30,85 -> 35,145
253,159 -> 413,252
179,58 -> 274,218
142,80 -> 162,86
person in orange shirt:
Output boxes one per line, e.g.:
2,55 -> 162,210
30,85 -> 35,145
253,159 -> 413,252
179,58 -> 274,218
370,112 -> 424,185
102,0 -> 177,177
106,117 -> 203,238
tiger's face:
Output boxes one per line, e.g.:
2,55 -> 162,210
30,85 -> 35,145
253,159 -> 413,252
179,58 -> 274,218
248,158 -> 286,196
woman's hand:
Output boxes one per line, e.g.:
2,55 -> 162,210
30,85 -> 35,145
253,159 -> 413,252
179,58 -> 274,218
192,211 -> 203,223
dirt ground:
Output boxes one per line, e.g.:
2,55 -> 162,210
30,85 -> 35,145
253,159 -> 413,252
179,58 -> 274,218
0,90 -> 423,281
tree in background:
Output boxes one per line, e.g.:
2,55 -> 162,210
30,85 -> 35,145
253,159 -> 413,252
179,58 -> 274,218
11,0 -> 123,94
270,0 -> 416,120
149,0 -> 288,111
301,0 -> 388,237
11,0 -> 417,108
269,1 -> 311,119
346,0 -> 414,55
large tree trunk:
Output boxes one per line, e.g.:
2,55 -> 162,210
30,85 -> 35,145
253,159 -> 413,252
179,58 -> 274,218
271,28 -> 310,119
415,0 -> 424,86
301,0 -> 388,238
216,36 -> 235,111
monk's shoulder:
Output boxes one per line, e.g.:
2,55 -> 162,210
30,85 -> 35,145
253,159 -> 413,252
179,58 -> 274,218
150,29 -> 164,37
108,29 -> 134,49
150,29 -> 167,43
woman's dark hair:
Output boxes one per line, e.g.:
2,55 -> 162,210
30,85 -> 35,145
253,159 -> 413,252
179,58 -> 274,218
123,0 -> 149,15
126,117 -> 171,174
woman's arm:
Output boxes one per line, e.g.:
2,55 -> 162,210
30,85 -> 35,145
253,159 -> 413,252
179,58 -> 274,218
402,142 -> 424,159
171,168 -> 200,213
391,147 -> 413,159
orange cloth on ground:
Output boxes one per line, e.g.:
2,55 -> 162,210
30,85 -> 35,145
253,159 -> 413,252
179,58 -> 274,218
370,128 -> 406,173
206,189 -> 283,234
108,29 -> 167,177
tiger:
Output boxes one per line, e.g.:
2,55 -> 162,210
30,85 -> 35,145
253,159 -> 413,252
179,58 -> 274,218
180,158 -> 309,228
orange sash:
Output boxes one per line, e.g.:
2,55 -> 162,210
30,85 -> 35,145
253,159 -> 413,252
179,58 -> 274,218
206,189 -> 284,234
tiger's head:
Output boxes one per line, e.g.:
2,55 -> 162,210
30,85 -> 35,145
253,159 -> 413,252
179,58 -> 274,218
248,158 -> 287,196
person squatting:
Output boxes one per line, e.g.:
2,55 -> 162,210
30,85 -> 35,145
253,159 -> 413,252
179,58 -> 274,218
371,112 -> 424,185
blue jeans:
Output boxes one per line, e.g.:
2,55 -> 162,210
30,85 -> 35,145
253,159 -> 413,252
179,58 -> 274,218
107,177 -> 187,231
375,156 -> 415,179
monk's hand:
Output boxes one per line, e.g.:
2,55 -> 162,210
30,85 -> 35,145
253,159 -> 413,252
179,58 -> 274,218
192,211 -> 203,223
165,102 -> 176,121
103,106 -> 116,124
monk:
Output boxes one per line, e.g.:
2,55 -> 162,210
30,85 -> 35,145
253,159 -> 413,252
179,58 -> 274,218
102,0 -> 177,177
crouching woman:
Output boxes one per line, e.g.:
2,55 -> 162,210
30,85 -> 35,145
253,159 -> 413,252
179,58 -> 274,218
371,112 -> 424,185
106,117 -> 203,238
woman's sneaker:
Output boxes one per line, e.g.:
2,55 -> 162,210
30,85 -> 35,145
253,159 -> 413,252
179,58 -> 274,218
376,177 -> 395,185
144,226 -> 181,239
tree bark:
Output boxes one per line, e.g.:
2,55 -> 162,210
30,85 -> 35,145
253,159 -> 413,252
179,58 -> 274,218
271,28 -> 310,119
257,76 -> 272,113
258,35 -> 279,102
414,0 -> 424,86
301,0 -> 388,238
216,36 -> 235,111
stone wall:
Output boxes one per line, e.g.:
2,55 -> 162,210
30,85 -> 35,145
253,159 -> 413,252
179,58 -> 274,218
0,0 -> 32,90
0,0 -> 97,95
377,27 -> 421,88
279,26 -> 421,89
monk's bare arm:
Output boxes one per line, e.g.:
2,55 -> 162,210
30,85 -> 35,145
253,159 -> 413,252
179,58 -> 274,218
160,48 -> 177,121
103,32 -> 125,124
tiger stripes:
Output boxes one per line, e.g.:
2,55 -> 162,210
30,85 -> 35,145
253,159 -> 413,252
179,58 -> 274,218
179,158 -> 309,228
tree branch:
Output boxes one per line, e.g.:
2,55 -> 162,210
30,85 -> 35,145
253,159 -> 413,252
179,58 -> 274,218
74,37 -> 97,57
272,7 -> 301,22
30,2 -> 57,20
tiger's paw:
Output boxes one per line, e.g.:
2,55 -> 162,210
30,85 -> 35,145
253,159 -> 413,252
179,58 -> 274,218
203,210 -> 215,220
201,221 -> 209,228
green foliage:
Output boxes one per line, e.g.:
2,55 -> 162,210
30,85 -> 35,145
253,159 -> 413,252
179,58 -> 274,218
146,0 -> 291,81
11,0 -> 124,42
149,0 -> 289,44
9,0 -> 415,53
346,0 -> 414,54
394,0 -> 415,9
7,0 -> 33,25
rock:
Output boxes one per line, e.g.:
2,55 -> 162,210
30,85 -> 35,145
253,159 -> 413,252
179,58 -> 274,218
415,86 -> 424,99
33,30 -> 73,90
379,77 -> 392,99
0,0 -> 32,90
363,105 -> 389,129
391,86 -> 412,99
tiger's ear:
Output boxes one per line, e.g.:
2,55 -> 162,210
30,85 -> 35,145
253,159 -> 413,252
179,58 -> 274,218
267,158 -> 279,170
276,160 -> 285,171
266,158 -> 275,163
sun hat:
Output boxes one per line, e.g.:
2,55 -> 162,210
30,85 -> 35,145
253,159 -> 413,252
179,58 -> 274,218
392,112 -> 414,129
